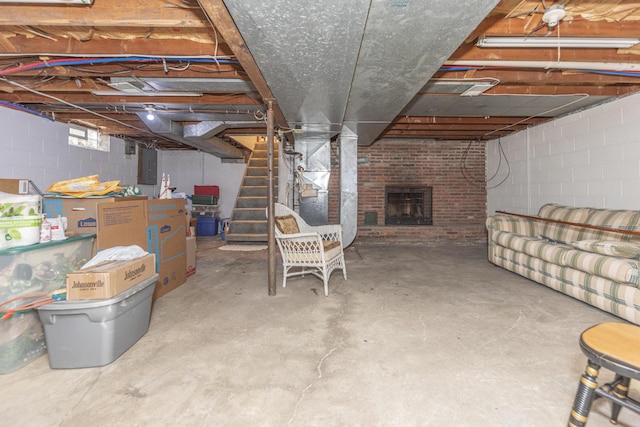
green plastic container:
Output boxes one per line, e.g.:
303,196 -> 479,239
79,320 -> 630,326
0,234 -> 95,374
191,195 -> 218,205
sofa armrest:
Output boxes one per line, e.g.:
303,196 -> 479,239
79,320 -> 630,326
486,214 -> 538,237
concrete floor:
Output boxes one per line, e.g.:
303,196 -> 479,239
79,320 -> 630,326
2,237 -> 638,426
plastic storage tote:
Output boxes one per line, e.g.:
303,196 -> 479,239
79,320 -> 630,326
196,217 -> 219,236
0,234 -> 96,374
194,185 -> 219,197
37,274 -> 158,369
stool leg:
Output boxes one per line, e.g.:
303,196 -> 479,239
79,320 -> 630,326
568,361 -> 601,427
609,375 -> 631,425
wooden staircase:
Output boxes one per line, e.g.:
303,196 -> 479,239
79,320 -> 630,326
224,141 -> 277,244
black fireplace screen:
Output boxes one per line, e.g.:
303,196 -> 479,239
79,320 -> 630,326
385,186 -> 433,225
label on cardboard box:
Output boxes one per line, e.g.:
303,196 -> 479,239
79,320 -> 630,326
66,253 -> 156,300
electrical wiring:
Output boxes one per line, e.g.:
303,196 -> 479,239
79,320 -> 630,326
0,77 -> 157,136
486,137 -> 511,190
0,56 -> 239,77
0,100 -> 54,121
481,93 -> 590,138
459,139 -> 486,186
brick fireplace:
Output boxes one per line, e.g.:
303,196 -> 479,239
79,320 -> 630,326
328,139 -> 487,243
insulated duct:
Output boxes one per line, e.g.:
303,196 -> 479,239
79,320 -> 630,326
222,0 -> 499,235
138,112 -> 244,159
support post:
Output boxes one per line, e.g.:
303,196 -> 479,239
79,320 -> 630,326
267,99 -> 277,296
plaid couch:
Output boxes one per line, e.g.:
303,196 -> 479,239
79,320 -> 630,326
486,203 -> 640,325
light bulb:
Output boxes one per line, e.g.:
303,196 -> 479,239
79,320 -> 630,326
145,107 -> 155,121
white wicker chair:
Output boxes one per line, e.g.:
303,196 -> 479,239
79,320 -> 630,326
270,203 -> 347,296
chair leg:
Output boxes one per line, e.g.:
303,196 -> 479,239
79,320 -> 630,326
341,255 -> 347,280
568,361 -> 601,427
282,266 -> 288,289
608,375 -> 631,425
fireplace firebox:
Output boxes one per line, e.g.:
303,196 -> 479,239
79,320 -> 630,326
385,186 -> 433,225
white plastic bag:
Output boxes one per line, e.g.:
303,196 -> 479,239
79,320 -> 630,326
81,245 -> 149,269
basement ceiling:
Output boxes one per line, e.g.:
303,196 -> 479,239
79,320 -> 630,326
0,0 -> 639,156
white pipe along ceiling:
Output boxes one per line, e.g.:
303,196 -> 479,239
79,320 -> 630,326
222,0 -> 501,243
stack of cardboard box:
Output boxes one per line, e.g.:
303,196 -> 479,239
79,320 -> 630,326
43,197 -> 189,300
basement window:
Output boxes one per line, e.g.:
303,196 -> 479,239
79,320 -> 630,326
68,124 -> 110,152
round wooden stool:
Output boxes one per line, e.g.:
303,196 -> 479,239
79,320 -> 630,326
568,322 -> 640,426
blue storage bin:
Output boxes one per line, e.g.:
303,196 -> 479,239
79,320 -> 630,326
196,217 -> 218,236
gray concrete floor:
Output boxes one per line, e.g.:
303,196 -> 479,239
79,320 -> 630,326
2,238 -> 638,426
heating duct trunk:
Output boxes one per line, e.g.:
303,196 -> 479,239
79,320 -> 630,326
223,0 -> 499,245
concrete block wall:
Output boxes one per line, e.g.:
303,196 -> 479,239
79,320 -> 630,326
0,107 -> 144,194
0,107 -> 246,215
486,92 -> 640,215
159,150 -> 246,219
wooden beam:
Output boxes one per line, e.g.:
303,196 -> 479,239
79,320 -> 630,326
385,123 -> 530,132
0,33 -> 233,57
485,84 -> 637,96
0,0 -> 210,27
450,44 -> 640,64
391,116 -> 547,125
482,16 -> 640,38
3,64 -> 244,79
433,69 -> 640,86
1,93 -> 262,104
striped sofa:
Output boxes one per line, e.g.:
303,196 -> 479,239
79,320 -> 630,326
486,203 -> 640,325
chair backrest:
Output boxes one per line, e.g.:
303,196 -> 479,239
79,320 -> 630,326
272,203 -> 309,236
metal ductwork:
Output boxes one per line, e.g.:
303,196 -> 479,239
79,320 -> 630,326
223,0 -> 499,237
183,121 -> 262,139
138,112 -> 244,159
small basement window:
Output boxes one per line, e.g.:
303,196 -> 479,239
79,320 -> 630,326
68,124 -> 110,152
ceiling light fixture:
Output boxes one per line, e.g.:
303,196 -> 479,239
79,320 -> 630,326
145,107 -> 155,121
91,90 -> 203,97
0,0 -> 93,4
476,36 -> 640,49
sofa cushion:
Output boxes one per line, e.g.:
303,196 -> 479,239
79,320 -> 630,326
537,204 -> 593,243
584,209 -> 640,231
569,240 -> 640,259
578,209 -> 640,241
538,203 -> 593,223
564,249 -> 640,285
486,214 -> 537,236
492,231 -> 571,264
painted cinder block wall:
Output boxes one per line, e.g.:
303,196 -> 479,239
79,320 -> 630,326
329,139 -> 488,243
0,107 -> 246,215
486,92 -> 640,215
0,108 -> 144,194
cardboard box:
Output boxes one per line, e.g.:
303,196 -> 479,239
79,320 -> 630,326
0,178 -> 30,194
96,199 -> 147,251
43,196 -> 148,236
66,253 -> 156,300
85,198 -> 187,300
186,236 -> 196,277
146,199 -> 187,299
